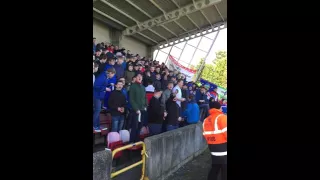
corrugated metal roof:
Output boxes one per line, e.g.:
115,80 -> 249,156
93,1 -> 136,26
153,0 -> 177,12
150,26 -> 175,39
107,0 -> 150,22
93,0 -> 227,46
129,0 -> 163,17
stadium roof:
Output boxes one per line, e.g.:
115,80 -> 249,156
93,0 -> 227,47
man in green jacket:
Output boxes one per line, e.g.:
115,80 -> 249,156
129,73 -> 147,142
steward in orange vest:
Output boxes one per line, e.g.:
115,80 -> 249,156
203,101 -> 227,180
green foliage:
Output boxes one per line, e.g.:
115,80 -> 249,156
196,51 -> 227,88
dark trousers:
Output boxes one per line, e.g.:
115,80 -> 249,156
208,155 -> 227,180
129,110 -> 146,143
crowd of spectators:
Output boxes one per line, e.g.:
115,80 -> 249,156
93,37 -> 227,143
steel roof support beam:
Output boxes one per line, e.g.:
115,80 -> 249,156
155,21 -> 226,50
194,27 -> 221,81
149,0 -> 188,33
93,8 -> 129,27
214,4 -> 225,22
99,0 -> 159,44
125,0 -> 178,37
172,0 -> 200,30
124,0 -> 222,35
200,9 -> 213,27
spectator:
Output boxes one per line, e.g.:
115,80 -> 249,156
171,76 -> 177,85
94,54 -> 107,76
107,45 -> 114,54
155,66 -> 161,74
93,68 -> 116,132
165,93 -> 180,131
161,70 -> 169,91
114,54 -> 125,79
148,88 -> 165,135
181,84 -> 189,114
114,46 -> 125,55
126,54 -> 134,64
108,81 -> 126,132
209,85 -> 219,102
150,66 -> 156,82
145,78 -> 155,105
127,75 -> 136,92
139,63 -> 145,73
133,63 -> 141,75
196,86 -> 209,122
124,63 -> 135,86
104,58 -> 115,72
143,70 -> 152,87
119,77 -> 128,101
96,43 -> 102,52
129,74 -> 147,143
126,50 -> 131,58
168,71 -> 174,80
172,79 -> 186,117
153,73 -> 162,90
93,62 -> 99,86
173,70 -> 179,77
103,68 -> 117,109
93,37 -> 96,54
95,49 -> 102,61
183,94 -> 200,125
160,81 -> 174,132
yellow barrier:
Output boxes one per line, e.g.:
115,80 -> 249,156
111,141 -> 149,180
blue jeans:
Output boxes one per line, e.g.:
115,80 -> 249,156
111,115 -> 124,132
149,123 -> 162,135
166,125 -> 178,131
93,97 -> 102,129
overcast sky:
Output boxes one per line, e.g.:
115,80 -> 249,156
154,28 -> 227,67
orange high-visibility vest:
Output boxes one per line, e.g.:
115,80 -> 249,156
203,109 -> 227,145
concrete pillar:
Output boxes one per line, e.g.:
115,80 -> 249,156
109,28 -> 123,46
93,150 -> 112,180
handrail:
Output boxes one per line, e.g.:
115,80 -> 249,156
111,141 -> 149,180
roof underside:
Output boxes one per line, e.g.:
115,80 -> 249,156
93,0 -> 227,46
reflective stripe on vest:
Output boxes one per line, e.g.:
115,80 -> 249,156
203,114 -> 226,135
211,151 -> 227,156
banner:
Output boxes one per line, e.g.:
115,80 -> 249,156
167,55 -> 197,82
200,78 -> 227,99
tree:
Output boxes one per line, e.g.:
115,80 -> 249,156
195,51 -> 227,88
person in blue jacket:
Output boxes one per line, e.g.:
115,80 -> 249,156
183,94 -> 200,125
103,58 -> 115,72
102,67 -> 117,109
93,67 -> 117,132
196,86 -> 209,122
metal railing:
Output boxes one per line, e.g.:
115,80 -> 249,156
111,141 -> 149,180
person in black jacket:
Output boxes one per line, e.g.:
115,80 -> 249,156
148,88 -> 165,135
108,80 -> 126,132
166,93 -> 180,131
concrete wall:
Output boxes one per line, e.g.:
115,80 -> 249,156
93,149 -> 112,180
144,122 -> 207,180
93,19 -> 111,43
121,36 -> 148,57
